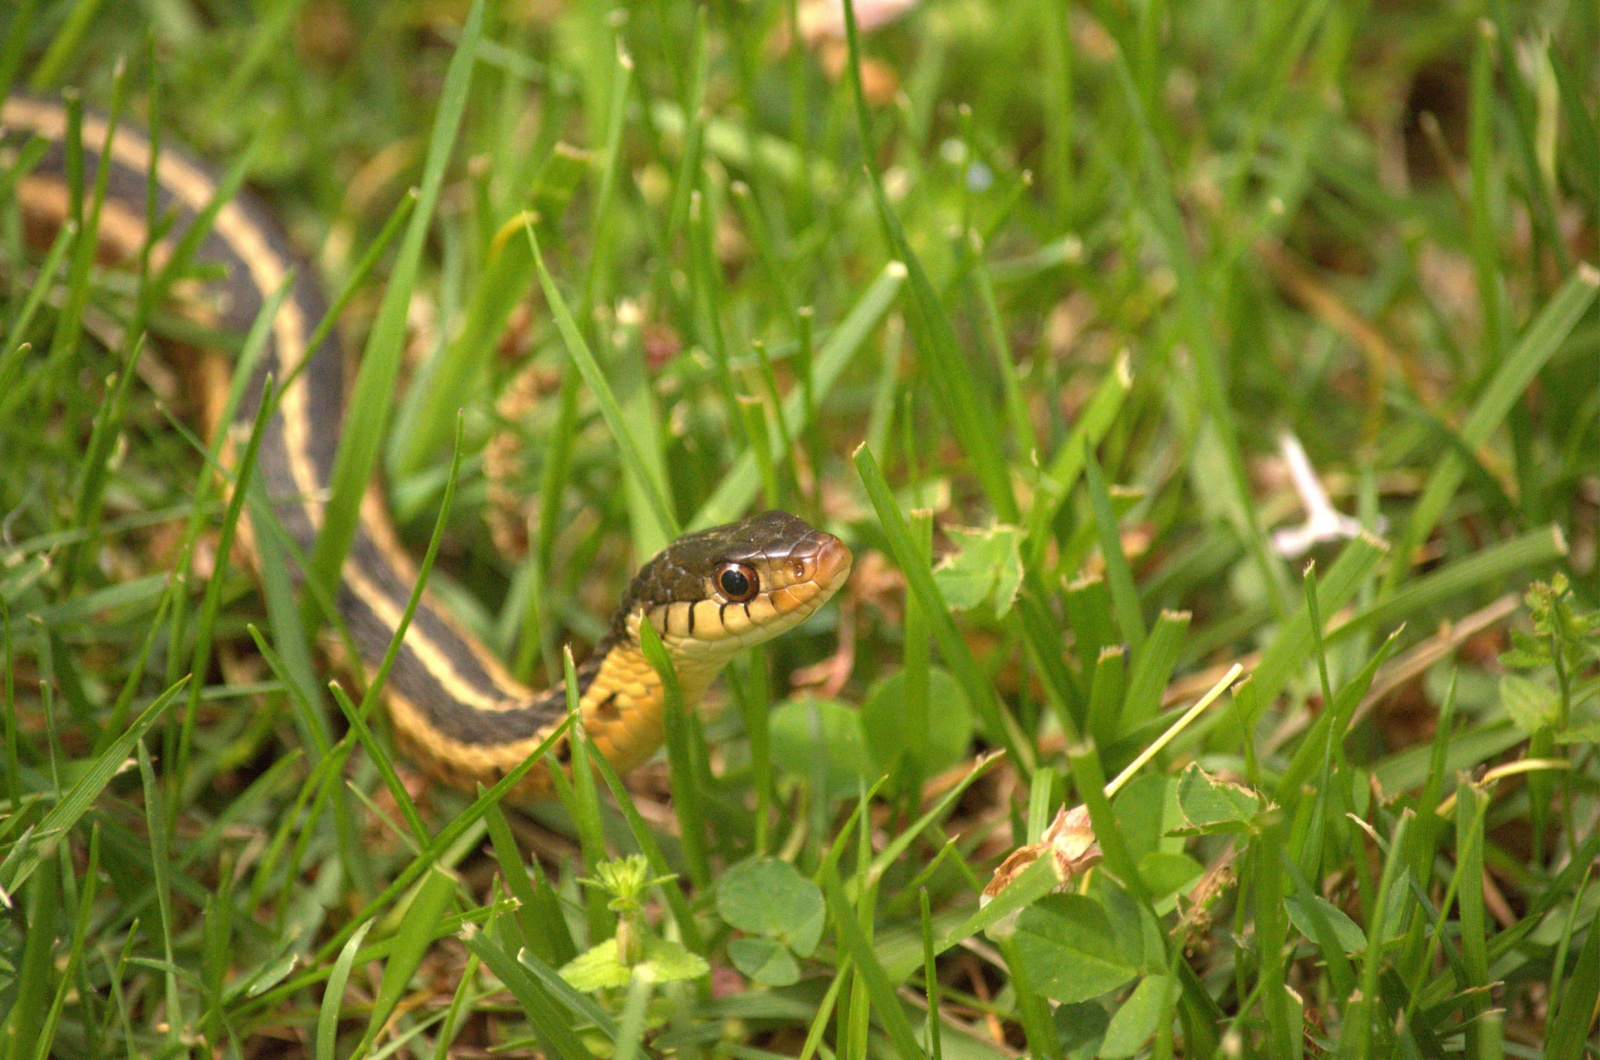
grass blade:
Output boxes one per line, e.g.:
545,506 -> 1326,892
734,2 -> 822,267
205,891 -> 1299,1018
305,0 -> 485,618
691,262 -> 905,530
820,866 -> 926,1059
1025,352 -> 1134,568
1250,531 -> 1390,709
355,866 -> 460,1056
1543,877 -> 1600,1055
1388,267 -> 1597,586
637,617 -> 710,891
315,921 -> 374,1060
1329,525 -> 1565,644
854,442 -> 1029,771
1083,447 -> 1146,655
2,677 -> 185,896
528,220 -> 679,541
461,923 -> 595,1060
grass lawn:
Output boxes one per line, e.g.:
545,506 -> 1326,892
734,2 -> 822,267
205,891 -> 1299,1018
2,0 -> 1598,1056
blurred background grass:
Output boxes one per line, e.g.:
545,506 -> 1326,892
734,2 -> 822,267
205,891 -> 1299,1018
2,0 -> 1597,1055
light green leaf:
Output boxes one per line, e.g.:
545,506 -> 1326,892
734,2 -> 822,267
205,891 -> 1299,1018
859,666 -> 974,777
1285,895 -> 1367,956
1099,974 -> 1178,1059
1136,852 -> 1203,904
638,938 -> 710,985
1173,763 -> 1263,834
769,698 -> 873,801
1012,894 -> 1138,1003
1500,673 -> 1560,735
728,937 -> 801,986
561,940 -> 632,992
560,937 -> 709,993
716,858 -> 826,956
933,524 -> 1024,617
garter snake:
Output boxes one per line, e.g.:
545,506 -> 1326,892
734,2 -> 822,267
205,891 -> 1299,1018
3,95 -> 852,794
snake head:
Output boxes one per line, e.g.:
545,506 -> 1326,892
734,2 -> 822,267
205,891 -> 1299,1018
617,510 -> 852,658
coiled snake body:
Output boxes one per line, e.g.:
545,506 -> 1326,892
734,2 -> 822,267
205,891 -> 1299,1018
4,95 -> 851,794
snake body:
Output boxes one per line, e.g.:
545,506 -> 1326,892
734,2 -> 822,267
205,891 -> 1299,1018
4,95 -> 851,793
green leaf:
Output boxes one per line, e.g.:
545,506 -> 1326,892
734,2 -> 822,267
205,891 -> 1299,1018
769,698 -> 874,802
1026,353 -> 1135,569
1122,610 -> 1190,731
1083,448 -> 1146,654
1285,895 -> 1366,956
855,443 -> 1028,768
245,953 -> 299,998
846,37 -> 1019,527
1545,885 -> 1600,1056
1328,525 -> 1567,647
560,937 -> 709,993
818,865 -> 927,1060
1011,894 -> 1139,1003
728,937 -> 802,987
859,667 -> 974,777
1173,763 -> 1263,834
1099,974 -> 1178,1059
716,858 -> 826,957
299,714 -> 574,974
1252,531 -> 1390,708
1052,1001 -> 1110,1056
939,856 -> 1058,951
560,940 -> 632,993
462,926 -> 595,1060
1136,853 -> 1203,905
1113,774 -> 1179,863
1500,673 -> 1560,736
516,947 -> 620,1043
932,524 -> 1024,618
637,617 -> 709,891
638,938 -> 710,985
529,222 -> 679,546
393,212 -> 537,477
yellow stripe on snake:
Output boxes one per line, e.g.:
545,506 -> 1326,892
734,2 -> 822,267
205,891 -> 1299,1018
3,94 -> 851,795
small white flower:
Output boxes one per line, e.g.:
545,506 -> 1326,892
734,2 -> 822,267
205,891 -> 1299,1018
1270,433 -> 1374,559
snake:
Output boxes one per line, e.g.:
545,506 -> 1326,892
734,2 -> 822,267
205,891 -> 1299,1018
3,94 -> 852,794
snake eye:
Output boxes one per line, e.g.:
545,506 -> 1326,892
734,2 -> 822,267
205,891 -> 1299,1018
717,563 -> 758,602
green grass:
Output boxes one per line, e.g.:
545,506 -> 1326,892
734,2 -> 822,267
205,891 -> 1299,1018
3,0 -> 1599,1057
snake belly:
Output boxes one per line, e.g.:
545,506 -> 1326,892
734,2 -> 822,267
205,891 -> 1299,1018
3,95 -> 852,795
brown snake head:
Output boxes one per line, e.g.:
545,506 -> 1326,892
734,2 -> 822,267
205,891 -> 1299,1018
617,510 -> 852,662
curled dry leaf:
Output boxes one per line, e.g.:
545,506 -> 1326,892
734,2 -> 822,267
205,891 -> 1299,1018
980,804 -> 1101,906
